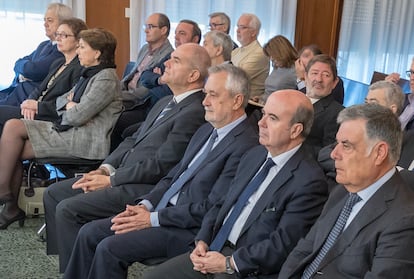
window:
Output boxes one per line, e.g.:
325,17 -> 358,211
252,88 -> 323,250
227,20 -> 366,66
337,0 -> 414,87
129,0 -> 297,62
0,0 -> 53,88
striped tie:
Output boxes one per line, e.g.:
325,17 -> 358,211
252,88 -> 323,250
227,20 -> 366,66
302,193 -> 361,279
153,98 -> 176,125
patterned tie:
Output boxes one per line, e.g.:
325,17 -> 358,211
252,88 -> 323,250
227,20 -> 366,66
209,158 -> 276,251
153,98 -> 176,126
302,193 -> 362,279
155,130 -> 218,210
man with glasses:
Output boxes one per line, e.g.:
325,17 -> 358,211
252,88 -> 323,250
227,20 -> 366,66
121,13 -> 173,101
231,13 -> 269,100
208,12 -> 238,49
385,58 -> 414,130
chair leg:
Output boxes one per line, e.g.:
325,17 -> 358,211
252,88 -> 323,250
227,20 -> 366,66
37,222 -> 46,242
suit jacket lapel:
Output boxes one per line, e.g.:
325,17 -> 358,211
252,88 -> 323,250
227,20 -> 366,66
313,95 -> 333,116
133,97 -> 171,144
239,146 -> 302,236
318,174 -> 399,269
183,119 -> 251,183
173,126 -> 213,179
215,149 -> 268,228
134,91 -> 203,145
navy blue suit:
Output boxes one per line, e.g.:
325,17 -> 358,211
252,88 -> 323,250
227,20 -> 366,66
63,118 -> 259,279
143,144 -> 328,279
0,40 -> 63,106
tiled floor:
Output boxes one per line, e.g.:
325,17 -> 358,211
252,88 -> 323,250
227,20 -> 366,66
0,216 -> 150,278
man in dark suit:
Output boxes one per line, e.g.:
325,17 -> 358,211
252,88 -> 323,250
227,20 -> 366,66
110,19 -> 202,150
279,103 -> 414,278
295,45 -> 344,104
303,54 -> 344,158
0,3 -> 72,106
42,43 -> 211,272
63,64 -> 259,279
142,90 -> 328,279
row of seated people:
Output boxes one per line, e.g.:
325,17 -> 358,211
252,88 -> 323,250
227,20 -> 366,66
45,55 -> 414,278
112,12 -> 348,150
0,22 -> 123,232
30,41 -> 414,278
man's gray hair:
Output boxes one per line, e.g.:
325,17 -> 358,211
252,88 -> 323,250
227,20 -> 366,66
204,31 -> 233,61
337,103 -> 402,164
368,80 -> 405,115
208,64 -> 250,108
47,3 -> 72,24
242,13 -> 261,32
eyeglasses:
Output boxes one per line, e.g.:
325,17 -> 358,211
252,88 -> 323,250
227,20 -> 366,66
208,23 -> 225,29
143,24 -> 160,30
237,25 -> 252,30
54,32 -> 75,39
406,70 -> 414,77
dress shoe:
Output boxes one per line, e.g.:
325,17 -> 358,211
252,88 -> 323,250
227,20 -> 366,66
0,209 -> 25,230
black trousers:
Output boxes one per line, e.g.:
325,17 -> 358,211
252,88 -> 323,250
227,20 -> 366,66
141,246 -> 236,279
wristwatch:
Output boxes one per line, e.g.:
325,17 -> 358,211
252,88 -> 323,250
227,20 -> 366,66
225,256 -> 235,274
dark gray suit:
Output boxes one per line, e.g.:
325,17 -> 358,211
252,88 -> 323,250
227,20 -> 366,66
43,91 -> 206,272
63,118 -> 259,279
279,172 -> 414,279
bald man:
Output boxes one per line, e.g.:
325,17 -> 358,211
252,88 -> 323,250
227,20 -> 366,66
142,90 -> 328,279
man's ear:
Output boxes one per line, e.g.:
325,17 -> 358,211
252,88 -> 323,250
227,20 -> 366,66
290,122 -> 304,139
187,69 -> 201,83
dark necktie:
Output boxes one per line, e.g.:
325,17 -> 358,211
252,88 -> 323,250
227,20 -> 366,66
209,158 -> 276,251
153,98 -> 176,126
302,193 -> 361,279
155,129 -> 218,210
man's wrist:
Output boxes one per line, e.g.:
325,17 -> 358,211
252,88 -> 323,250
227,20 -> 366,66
225,256 -> 235,274
98,167 -> 109,176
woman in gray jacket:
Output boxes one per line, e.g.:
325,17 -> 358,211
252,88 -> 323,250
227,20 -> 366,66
0,28 -> 122,229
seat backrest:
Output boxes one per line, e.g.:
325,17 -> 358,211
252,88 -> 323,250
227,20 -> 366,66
122,61 -> 135,79
370,71 -> 411,93
341,76 -> 369,107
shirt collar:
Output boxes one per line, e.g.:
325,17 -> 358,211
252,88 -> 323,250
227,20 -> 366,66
267,144 -> 302,170
174,88 -> 202,103
356,168 -> 396,202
